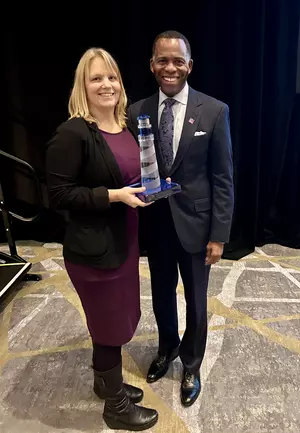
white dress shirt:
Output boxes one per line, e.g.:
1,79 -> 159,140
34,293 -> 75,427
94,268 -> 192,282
158,82 -> 189,160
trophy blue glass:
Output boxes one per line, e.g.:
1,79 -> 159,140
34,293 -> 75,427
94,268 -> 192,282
134,114 -> 181,203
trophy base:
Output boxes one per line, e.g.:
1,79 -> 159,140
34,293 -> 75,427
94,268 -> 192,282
129,179 -> 181,203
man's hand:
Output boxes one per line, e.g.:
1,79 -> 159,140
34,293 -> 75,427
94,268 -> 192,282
206,241 -> 224,265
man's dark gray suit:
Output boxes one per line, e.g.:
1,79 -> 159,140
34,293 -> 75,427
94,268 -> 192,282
128,85 -> 234,374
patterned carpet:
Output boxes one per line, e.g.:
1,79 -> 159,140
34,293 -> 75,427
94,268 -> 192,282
0,241 -> 300,432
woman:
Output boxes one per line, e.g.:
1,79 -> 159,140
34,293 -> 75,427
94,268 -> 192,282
45,47 -> 158,431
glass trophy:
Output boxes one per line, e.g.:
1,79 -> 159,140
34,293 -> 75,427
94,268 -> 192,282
132,114 -> 181,203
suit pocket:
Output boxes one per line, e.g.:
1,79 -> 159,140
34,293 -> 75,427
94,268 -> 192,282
194,198 -> 211,212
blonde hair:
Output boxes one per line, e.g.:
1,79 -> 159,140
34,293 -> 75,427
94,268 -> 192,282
68,47 -> 127,128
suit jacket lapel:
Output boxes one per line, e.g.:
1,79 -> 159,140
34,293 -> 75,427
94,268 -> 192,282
170,87 -> 203,175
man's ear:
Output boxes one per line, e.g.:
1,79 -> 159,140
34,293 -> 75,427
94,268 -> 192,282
150,58 -> 154,73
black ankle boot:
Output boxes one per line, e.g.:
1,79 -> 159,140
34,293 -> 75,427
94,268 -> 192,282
103,387 -> 158,431
93,364 -> 143,403
94,363 -> 158,431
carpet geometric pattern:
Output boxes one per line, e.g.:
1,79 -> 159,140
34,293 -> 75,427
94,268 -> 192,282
0,241 -> 300,432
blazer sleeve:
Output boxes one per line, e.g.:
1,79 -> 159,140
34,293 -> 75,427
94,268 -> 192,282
209,104 -> 234,243
45,126 -> 110,213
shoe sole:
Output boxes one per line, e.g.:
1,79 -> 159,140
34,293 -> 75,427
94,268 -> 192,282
146,352 -> 179,384
103,413 -> 158,431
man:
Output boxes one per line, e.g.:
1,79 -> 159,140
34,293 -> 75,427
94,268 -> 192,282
127,30 -> 234,407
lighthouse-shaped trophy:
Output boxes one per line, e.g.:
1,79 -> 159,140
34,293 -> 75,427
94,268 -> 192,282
136,114 -> 181,203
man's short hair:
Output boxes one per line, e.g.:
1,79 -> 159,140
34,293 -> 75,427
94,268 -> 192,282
152,30 -> 192,58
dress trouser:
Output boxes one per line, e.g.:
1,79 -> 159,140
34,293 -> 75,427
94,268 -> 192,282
145,199 -> 211,373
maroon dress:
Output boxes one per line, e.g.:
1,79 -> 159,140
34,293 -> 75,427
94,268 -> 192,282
64,128 -> 141,346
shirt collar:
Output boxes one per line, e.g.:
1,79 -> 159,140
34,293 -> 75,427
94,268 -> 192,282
159,82 -> 189,107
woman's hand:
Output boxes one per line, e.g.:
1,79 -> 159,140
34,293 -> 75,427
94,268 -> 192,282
109,186 -> 152,208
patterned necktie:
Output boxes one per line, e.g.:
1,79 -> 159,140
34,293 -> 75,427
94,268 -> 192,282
158,98 -> 176,173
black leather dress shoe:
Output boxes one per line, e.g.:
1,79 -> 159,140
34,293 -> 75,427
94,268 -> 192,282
180,371 -> 201,407
147,347 -> 179,383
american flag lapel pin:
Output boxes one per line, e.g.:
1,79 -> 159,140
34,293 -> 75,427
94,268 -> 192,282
188,118 -> 195,124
